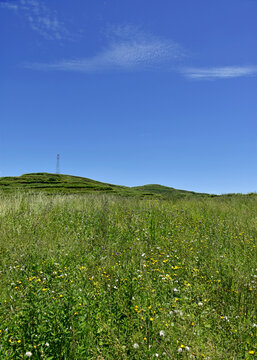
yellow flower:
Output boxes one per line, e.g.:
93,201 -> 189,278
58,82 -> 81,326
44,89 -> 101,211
150,317 -> 154,322
17,340 -> 21,343
249,350 -> 255,355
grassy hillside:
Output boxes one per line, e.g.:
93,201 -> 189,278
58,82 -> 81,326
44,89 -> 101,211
0,173 -> 210,199
132,184 -> 208,198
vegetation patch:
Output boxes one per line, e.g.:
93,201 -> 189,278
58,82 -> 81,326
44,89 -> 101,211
0,193 -> 256,358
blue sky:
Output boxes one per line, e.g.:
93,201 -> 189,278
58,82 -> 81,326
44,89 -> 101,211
1,0 -> 257,194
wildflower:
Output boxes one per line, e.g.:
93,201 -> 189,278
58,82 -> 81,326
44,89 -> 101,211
155,354 -> 159,357
25,352 -> 32,357
150,317 -> 154,321
249,351 -> 255,355
159,330 -> 165,337
133,343 -> 139,349
178,348 -> 183,353
185,346 -> 190,351
198,302 -> 203,306
45,342 -> 49,347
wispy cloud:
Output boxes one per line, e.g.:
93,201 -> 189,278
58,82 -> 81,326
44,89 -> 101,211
182,66 -> 257,80
0,2 -> 18,10
24,25 -> 184,73
0,0 -> 70,40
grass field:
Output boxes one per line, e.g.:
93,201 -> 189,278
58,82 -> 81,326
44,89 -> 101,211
0,192 -> 257,359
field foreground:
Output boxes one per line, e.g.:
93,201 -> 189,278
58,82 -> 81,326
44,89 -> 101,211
0,193 -> 257,359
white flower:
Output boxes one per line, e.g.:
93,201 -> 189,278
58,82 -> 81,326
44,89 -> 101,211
253,324 -> 257,327
173,288 -> 179,292
222,316 -> 229,322
198,302 -> 203,306
178,348 -> 183,353
141,253 -> 145,257
133,343 -> 139,349
45,342 -> 49,347
174,309 -> 183,316
185,346 -> 190,351
25,352 -> 32,357
155,354 -> 159,357
159,330 -> 165,337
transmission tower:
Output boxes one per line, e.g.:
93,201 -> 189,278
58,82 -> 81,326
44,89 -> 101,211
56,154 -> 60,174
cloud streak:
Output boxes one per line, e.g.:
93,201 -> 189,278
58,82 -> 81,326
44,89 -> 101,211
182,66 -> 257,79
24,26 -> 183,73
0,0 -> 70,40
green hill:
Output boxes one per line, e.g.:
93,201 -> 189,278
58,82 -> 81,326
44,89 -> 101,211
0,173 -> 124,194
0,172 -> 211,198
131,184 -> 208,198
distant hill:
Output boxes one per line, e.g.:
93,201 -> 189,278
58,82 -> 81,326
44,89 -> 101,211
0,172 -> 210,198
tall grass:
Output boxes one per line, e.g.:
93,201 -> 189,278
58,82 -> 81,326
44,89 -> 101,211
0,193 -> 257,359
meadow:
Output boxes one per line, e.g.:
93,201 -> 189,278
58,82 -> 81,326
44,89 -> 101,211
0,192 -> 257,359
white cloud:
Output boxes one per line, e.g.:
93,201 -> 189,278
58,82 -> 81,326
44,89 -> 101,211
182,66 -> 257,79
0,0 -> 70,40
24,26 -> 183,73
0,2 -> 18,10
